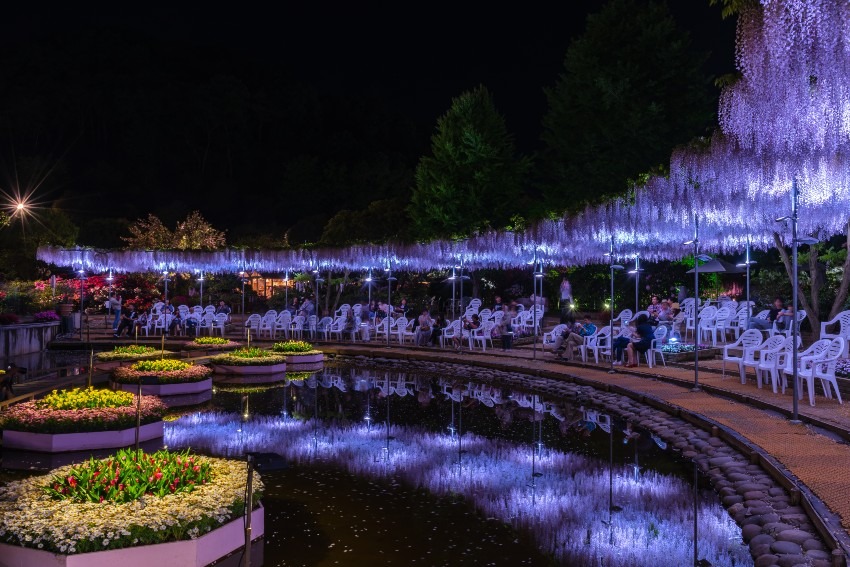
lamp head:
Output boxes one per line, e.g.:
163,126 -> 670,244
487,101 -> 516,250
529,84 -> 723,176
683,239 -> 696,246
696,254 -> 712,262
775,215 -> 791,222
611,265 -> 624,271
796,236 -> 819,245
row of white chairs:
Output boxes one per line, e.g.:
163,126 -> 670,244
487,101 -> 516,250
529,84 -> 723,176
723,330 -> 845,406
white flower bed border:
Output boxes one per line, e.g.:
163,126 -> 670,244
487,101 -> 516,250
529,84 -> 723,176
211,362 -> 287,375
112,378 -> 212,397
3,422 -> 164,453
0,505 -> 263,567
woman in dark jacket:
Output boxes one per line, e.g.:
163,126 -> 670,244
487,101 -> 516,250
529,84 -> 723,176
625,314 -> 654,368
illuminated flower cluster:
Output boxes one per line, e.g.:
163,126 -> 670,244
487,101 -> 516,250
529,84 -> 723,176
0,453 -> 262,554
43,448 -> 212,503
112,360 -> 212,385
38,387 -> 134,411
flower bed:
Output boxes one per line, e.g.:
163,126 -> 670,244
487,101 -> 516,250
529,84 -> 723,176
837,358 -> 850,378
0,448 -> 264,559
97,345 -> 176,362
0,388 -> 165,434
210,347 -> 287,375
183,337 -> 240,350
273,340 -> 323,365
113,360 -> 212,384
32,310 -> 61,323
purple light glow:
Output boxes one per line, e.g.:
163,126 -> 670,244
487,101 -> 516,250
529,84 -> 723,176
166,413 -> 749,566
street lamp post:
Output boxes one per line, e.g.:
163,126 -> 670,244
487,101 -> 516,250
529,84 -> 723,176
106,270 -> 114,327
607,238 -> 624,374
684,217 -> 711,392
628,255 -> 643,312
777,180 -> 818,423
197,271 -> 204,309
385,263 -> 396,347
736,236 -> 756,321
77,269 -> 86,341
532,256 -> 544,360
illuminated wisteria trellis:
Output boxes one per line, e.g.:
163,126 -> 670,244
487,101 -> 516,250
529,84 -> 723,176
37,1 -> 850,274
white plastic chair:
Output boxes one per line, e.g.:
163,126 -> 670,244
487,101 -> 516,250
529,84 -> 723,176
770,310 -> 807,338
741,335 -> 785,390
291,315 -> 305,339
721,329 -> 763,383
316,316 -> 334,340
820,310 -> 850,356
646,325 -> 668,368
441,320 -> 462,348
212,313 -> 228,336
274,312 -> 292,339
584,326 -> 612,364
470,321 -> 495,351
696,306 -> 719,345
782,339 -> 831,400
543,324 -> 567,351
814,337 -> 846,406
244,314 -> 262,338
756,335 -> 799,393
612,309 -> 633,328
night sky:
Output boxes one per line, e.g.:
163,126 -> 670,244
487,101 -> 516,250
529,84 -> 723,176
0,1 -> 736,238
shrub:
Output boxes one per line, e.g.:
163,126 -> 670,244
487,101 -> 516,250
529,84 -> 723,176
0,313 -> 20,325
32,310 -> 61,322
193,337 -> 229,345
38,387 -> 134,411
97,345 -> 167,361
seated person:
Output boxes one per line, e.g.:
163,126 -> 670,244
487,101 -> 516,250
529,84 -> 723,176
748,297 -> 784,330
216,301 -> 232,316
646,295 -> 662,319
396,299 -> 410,317
493,295 -> 504,311
625,315 -> 654,367
656,300 -> 673,322
114,308 -> 138,338
414,309 -> 433,346
612,322 -> 636,365
454,314 -> 480,352
553,315 -> 597,361
168,312 -> 185,335
430,314 -> 447,346
775,302 -> 795,331
498,315 -> 514,351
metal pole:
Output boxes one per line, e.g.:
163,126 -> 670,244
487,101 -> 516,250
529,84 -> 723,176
609,238 -> 617,374
693,459 -> 698,566
135,380 -> 142,452
199,273 -> 204,309
284,271 -> 289,310
791,181 -> 800,423
87,349 -> 93,388
244,454 -> 254,567
608,416 -> 613,524
452,268 -> 456,321
693,217 -> 701,392
386,267 -> 392,347
532,260 -> 538,361
79,275 -> 84,342
746,239 -> 751,320
241,275 -> 246,318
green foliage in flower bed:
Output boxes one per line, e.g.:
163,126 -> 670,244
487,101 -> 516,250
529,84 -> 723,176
272,340 -> 318,354
184,337 -> 240,349
112,359 -> 212,385
97,345 -> 177,361
0,449 -> 263,554
210,347 -> 287,366
44,448 -> 212,503
0,387 -> 165,434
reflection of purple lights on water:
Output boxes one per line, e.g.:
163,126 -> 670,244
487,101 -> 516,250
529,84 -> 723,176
168,414 -> 749,566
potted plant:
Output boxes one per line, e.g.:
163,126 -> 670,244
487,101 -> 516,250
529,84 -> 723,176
112,359 -> 213,396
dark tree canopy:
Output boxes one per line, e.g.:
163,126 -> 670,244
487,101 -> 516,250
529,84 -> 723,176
409,86 -> 529,239
540,0 -> 715,213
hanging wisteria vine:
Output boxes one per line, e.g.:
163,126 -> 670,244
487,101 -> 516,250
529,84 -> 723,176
36,1 -> 850,275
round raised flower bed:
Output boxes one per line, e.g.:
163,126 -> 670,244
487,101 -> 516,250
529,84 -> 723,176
272,340 -> 324,370
0,448 -> 264,567
97,345 -> 176,362
112,360 -> 213,397
210,348 -> 287,377
0,388 -> 166,453
182,337 -> 241,351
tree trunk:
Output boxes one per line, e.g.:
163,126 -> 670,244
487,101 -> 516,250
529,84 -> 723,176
323,271 -> 332,317
773,232 -> 821,339
828,221 -> 850,321
332,269 -> 350,314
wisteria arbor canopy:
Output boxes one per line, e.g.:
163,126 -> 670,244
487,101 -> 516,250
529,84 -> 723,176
37,0 -> 850,275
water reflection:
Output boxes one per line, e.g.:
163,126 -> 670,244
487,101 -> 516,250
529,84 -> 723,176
167,364 -> 751,567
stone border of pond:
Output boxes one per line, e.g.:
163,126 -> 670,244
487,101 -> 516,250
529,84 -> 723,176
0,504 -> 264,567
327,352 -> 845,567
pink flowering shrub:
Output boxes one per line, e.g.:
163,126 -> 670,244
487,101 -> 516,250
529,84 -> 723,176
112,362 -> 212,385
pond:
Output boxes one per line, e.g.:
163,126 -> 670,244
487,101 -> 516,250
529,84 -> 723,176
160,363 -> 752,567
